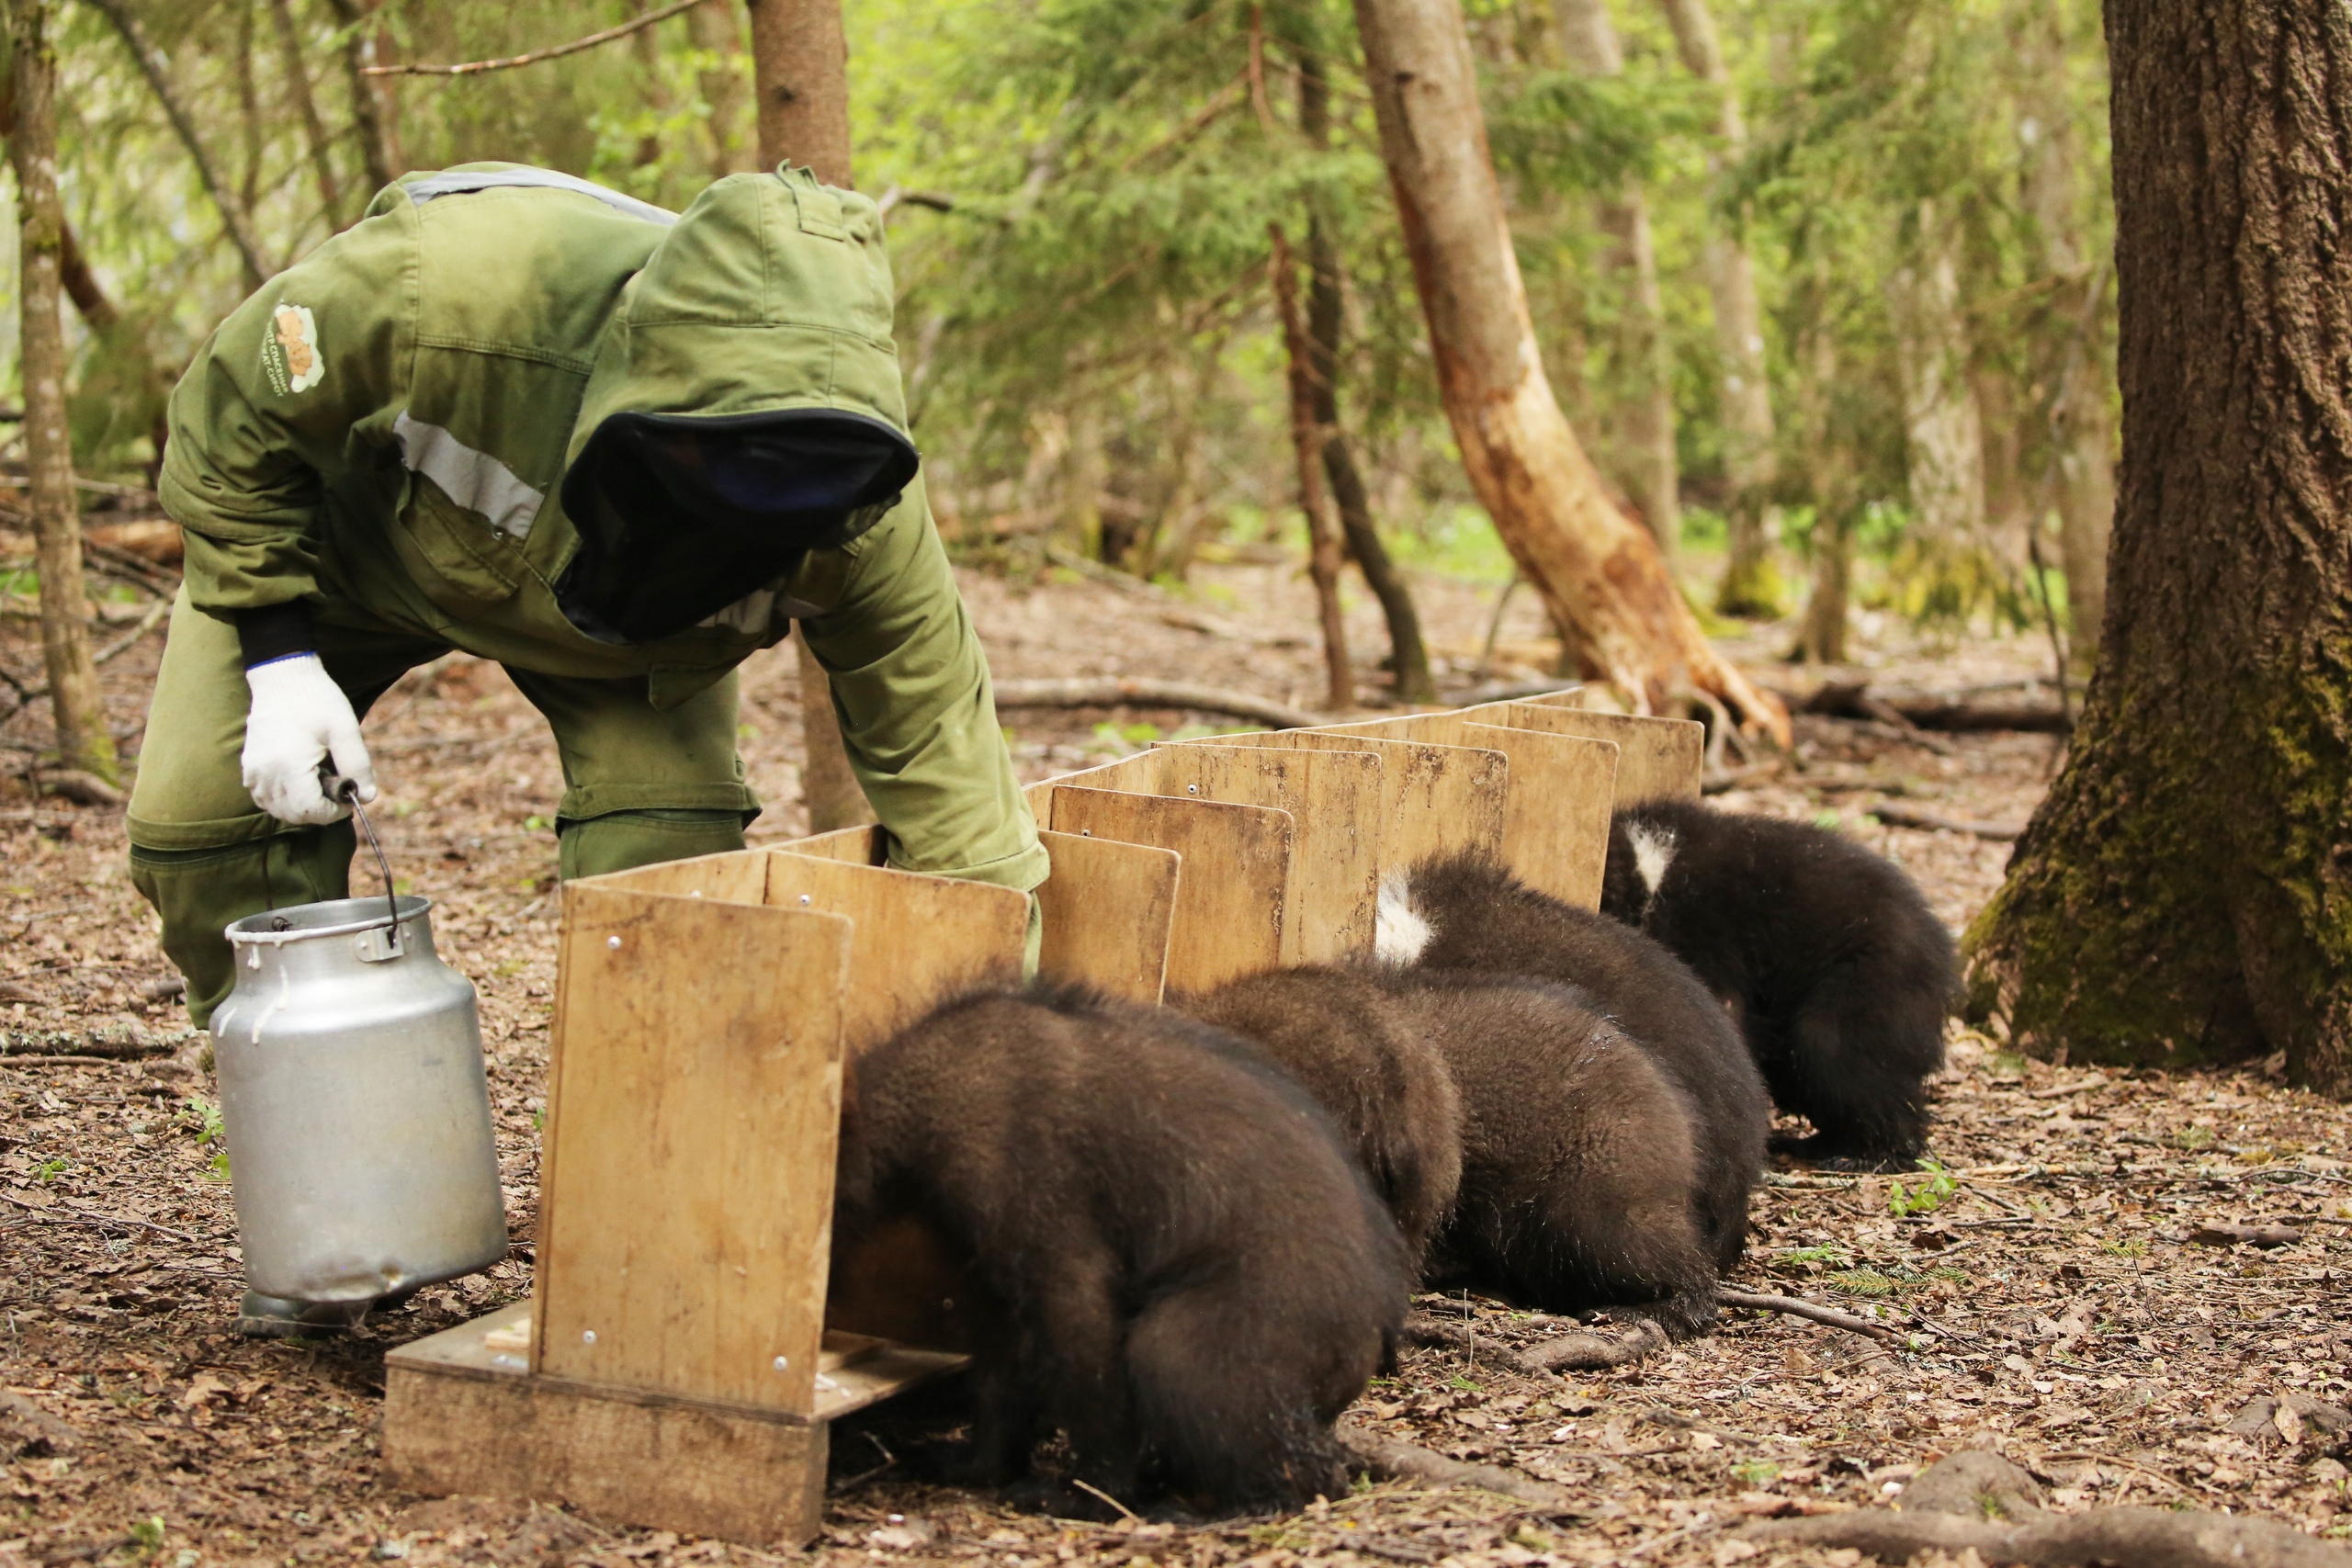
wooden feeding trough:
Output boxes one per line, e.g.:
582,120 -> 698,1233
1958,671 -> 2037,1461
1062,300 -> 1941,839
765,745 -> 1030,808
379,686 -> 1695,1544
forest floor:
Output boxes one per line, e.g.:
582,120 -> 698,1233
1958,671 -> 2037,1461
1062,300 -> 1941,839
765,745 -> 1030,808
3,545 -> 2347,1568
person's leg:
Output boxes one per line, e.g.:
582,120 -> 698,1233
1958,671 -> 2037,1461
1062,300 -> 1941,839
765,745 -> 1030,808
500,667 -> 760,877
126,589 -> 444,1029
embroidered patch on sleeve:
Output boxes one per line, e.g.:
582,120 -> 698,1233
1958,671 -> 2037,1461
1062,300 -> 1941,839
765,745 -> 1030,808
263,303 -> 325,395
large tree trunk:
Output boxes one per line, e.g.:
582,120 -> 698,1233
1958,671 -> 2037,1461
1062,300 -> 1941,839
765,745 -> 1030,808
1350,0 -> 1788,741
744,0 -> 870,831
1555,0 -> 1680,562
1965,0 -> 2352,1093
1655,0 -> 1781,617
1295,38 -> 1433,702
7,0 -> 118,784
1272,226 -> 1356,712
1886,197 -> 1990,602
2019,0 -> 2114,665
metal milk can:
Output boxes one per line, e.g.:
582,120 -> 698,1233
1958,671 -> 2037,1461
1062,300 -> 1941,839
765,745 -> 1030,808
209,888 -> 509,1303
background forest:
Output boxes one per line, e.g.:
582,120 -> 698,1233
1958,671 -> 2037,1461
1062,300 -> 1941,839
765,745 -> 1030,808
4,0 -> 2115,672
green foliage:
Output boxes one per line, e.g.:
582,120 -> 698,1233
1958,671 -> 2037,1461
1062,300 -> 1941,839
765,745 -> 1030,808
1887,1157 -> 1958,1216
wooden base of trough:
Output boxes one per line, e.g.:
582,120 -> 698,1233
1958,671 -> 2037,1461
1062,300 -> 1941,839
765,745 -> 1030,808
383,1303 -> 965,1546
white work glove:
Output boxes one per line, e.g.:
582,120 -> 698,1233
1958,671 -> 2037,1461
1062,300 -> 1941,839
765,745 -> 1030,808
241,654 -> 377,825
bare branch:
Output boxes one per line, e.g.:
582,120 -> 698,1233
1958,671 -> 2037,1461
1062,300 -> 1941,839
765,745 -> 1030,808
363,0 -> 711,76
1717,1288 -> 1905,1342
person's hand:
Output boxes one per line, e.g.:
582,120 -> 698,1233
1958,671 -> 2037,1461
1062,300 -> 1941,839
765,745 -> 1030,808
241,654 -> 376,825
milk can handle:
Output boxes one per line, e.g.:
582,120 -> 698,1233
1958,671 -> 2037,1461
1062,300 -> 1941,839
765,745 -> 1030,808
333,775 -> 402,950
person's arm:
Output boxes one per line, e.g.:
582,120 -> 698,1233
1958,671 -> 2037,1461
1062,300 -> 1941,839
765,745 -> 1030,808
794,477 -> 1047,896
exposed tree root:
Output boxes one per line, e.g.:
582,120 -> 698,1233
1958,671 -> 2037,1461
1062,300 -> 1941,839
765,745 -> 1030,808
1335,1418 -> 1575,1512
1717,1289 -> 1904,1343
1400,1312 -> 1667,1373
1742,1503 -> 2350,1567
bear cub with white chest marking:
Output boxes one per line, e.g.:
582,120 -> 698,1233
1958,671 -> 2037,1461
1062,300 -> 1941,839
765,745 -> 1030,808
1601,798 -> 1958,1164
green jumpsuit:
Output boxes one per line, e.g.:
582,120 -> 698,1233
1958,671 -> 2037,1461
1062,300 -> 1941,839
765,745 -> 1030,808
130,164 -> 1046,1028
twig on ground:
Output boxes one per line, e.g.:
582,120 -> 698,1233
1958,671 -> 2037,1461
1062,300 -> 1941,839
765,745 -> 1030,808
1335,1417 -> 1577,1512
2188,1221 -> 2305,1247
1717,1289 -> 1904,1343
1619,1510 -> 1722,1562
1069,1478 -> 1143,1523
0,594 -> 169,723
0,1190 -> 215,1245
993,677 -> 1322,730
1521,1316 -> 1668,1371
1869,802 -> 2027,840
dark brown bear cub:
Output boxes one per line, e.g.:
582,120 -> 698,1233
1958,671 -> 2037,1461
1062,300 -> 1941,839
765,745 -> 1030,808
1601,798 -> 1957,1163
1374,969 -> 1718,1337
1381,853 -> 1768,1271
831,984 -> 1406,1517
1179,964 -> 1464,1270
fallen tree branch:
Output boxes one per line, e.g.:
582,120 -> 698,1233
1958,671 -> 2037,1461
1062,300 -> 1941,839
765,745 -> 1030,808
0,595 -> 169,724
1867,803 -> 2026,841
1335,1418 -> 1576,1512
363,0 -> 711,75
2189,1221 -> 2305,1247
992,678 -> 1322,731
1521,1316 -> 1668,1371
2,1028 -> 178,1061
1717,1289 -> 1904,1343
1798,681 -> 2073,735
0,1190 -> 216,1245
1741,1504 -> 2350,1567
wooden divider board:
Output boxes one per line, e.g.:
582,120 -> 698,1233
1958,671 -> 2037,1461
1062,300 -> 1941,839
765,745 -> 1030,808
1143,744 -> 1379,962
1192,730 -> 1507,884
763,852 -> 1032,1055
1035,829 -> 1181,1004
1478,704 -> 1702,807
534,883 -> 852,1413
1049,786 -> 1291,991
1020,751 -> 1167,818
782,824 -> 888,865
1310,710 -> 1618,909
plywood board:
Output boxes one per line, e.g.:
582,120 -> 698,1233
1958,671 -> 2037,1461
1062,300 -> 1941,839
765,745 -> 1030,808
1460,723 -> 1618,909
761,854 -> 1032,1055
1192,730 -> 1506,885
1021,752 -> 1169,820
535,885 -> 852,1414
1144,744 -> 1380,962
1506,686 -> 1586,708
1049,786 -> 1291,990
1035,829 -> 1180,1004
1494,705 -> 1702,806
586,848 -> 773,905
777,825 -> 887,865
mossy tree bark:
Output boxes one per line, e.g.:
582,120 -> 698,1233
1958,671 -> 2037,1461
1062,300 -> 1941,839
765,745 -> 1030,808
1965,0 -> 2352,1092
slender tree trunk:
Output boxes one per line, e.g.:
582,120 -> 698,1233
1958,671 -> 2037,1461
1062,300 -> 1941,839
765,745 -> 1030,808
322,0 -> 398,194
1791,283 -> 1852,665
694,0 -> 756,177
744,0 -> 869,831
1272,225 -> 1356,712
1350,0 -> 1788,739
1555,0 -> 1679,561
2019,0 -> 2113,663
1972,364 -> 2031,580
234,0 -> 264,221
85,0 -> 271,288
1655,0 -> 1781,616
1886,197 -> 1989,603
266,0 -> 345,227
1966,0 -> 2352,1093
6,0 -> 117,784
1063,403 -> 1106,563
0,79 -> 119,332
1295,39 -> 1433,701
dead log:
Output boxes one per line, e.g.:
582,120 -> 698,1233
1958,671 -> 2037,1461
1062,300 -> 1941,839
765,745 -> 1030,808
991,678 -> 1323,731
1717,1289 -> 1903,1343
2189,1222 -> 2305,1248
1799,681 -> 2073,734
1335,1417 -> 1576,1512
1868,803 -> 2027,841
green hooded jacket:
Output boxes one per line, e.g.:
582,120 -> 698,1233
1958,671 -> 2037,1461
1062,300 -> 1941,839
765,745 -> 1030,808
159,162 -> 1045,893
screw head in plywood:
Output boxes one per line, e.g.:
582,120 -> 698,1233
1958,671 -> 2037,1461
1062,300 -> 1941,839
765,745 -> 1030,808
773,1355 -> 789,1371
582,1329 -> 597,1345
798,894 -> 811,906
606,936 -> 621,950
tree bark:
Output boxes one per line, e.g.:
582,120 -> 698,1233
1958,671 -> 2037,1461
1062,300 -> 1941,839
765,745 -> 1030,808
1655,0 -> 1780,617
1555,0 -> 1680,562
84,0 -> 272,288
693,0 -> 756,177
744,0 -> 871,831
322,0 -> 400,196
6,0 -> 118,784
266,0 -> 346,227
1272,225 -> 1356,712
1792,286 -> 1852,665
2019,0 -> 2113,664
1886,197 -> 1990,603
1965,0 -> 2352,1094
1295,37 -> 1433,702
1350,0 -> 1788,741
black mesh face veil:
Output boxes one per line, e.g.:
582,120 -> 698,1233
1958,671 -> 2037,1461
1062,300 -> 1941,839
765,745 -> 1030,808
554,409 -> 920,644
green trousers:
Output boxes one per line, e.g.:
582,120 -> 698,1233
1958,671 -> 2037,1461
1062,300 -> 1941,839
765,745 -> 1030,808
128,590 -> 758,1029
